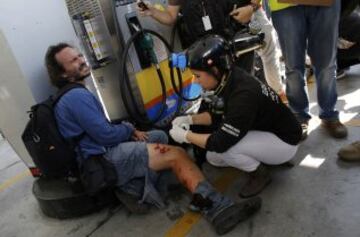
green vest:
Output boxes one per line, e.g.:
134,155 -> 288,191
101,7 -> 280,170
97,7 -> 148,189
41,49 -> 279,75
268,0 -> 294,11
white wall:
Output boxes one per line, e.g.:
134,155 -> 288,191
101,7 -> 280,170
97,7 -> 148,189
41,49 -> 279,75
0,0 -> 80,165
0,31 -> 36,165
0,0 -> 79,102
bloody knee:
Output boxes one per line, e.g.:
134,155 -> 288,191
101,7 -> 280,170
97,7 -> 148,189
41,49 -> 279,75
154,143 -> 171,154
169,146 -> 189,164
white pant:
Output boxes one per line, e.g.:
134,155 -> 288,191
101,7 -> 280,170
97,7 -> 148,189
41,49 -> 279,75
253,10 -> 284,94
206,131 -> 298,172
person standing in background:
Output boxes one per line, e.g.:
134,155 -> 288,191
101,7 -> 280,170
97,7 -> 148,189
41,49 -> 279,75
264,0 -> 348,140
229,0 -> 288,102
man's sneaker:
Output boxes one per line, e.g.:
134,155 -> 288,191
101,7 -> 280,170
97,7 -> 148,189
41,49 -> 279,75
321,119 -> 348,139
211,197 -> 262,235
338,141 -> 360,161
115,190 -> 150,214
301,122 -> 309,141
239,164 -> 272,198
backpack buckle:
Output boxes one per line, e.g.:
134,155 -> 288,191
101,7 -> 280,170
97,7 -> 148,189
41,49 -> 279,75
32,133 -> 40,143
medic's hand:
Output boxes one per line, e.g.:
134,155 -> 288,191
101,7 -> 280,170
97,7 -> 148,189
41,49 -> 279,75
132,130 -> 149,141
172,115 -> 193,127
230,5 -> 254,24
169,125 -> 190,144
137,1 -> 154,16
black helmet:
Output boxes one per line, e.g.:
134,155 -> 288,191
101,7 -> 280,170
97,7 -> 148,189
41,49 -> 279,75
187,35 -> 232,78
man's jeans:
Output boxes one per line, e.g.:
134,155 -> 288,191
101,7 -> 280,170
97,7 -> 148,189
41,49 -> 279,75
271,1 -> 340,123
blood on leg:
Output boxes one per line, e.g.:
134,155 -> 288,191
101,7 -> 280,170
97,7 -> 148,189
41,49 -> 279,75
148,144 -> 205,192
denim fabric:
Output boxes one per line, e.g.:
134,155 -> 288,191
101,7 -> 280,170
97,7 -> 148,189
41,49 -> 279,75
104,130 -> 168,208
271,2 -> 341,122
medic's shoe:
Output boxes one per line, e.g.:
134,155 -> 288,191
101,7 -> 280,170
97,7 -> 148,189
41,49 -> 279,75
239,164 -> 272,198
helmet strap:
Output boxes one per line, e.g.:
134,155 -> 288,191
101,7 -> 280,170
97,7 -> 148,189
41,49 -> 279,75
214,70 -> 231,95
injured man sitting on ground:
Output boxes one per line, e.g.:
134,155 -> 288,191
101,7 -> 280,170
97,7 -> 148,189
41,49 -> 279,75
45,42 -> 261,235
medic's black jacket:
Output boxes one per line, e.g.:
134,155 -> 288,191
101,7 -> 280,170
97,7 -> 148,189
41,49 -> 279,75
205,67 -> 302,153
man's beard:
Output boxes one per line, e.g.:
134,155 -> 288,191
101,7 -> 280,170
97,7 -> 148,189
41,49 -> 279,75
74,71 -> 91,82
74,63 -> 91,81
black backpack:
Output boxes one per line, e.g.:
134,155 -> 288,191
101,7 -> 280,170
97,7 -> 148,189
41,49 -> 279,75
22,83 -> 84,178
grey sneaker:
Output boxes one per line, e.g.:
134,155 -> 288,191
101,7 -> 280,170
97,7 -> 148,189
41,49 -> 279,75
338,141 -> 360,161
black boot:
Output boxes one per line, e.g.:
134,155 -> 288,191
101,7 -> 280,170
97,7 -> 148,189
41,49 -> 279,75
193,181 -> 262,235
239,164 -> 271,198
211,197 -> 262,235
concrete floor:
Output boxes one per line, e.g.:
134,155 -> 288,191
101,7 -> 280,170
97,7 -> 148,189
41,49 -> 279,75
0,66 -> 359,237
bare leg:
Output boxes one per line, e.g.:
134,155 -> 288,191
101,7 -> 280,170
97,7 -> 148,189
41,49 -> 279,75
147,143 -> 205,193
147,144 -> 261,235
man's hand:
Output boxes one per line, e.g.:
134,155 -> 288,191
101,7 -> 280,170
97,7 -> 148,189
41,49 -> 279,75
230,5 -> 254,24
169,125 -> 189,144
172,115 -> 193,127
137,0 -> 154,16
132,130 -> 149,141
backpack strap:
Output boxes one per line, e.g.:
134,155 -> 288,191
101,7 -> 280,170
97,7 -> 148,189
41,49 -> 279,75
53,83 -> 87,149
52,83 -> 86,106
